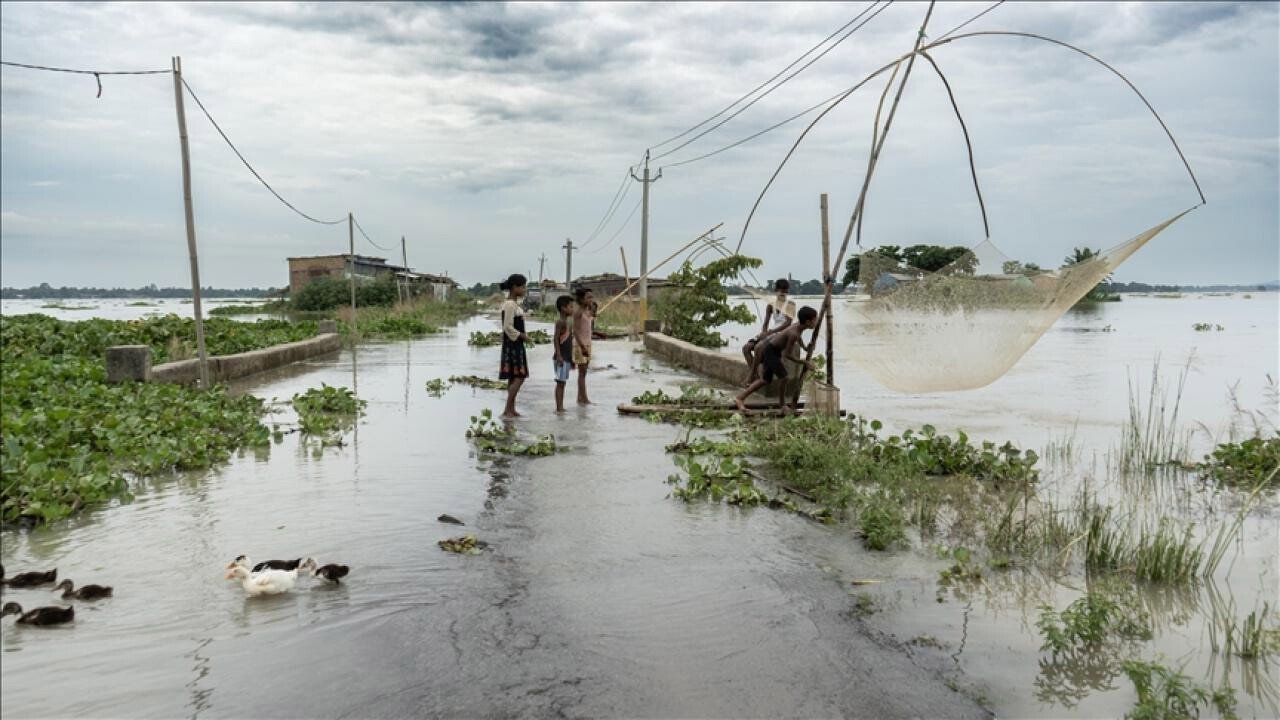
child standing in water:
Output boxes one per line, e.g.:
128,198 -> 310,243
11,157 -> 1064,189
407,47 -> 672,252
572,287 -> 594,405
735,305 -> 818,415
551,295 -> 576,413
498,274 -> 530,418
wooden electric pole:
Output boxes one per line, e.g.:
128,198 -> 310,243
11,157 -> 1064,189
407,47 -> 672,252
630,150 -> 662,320
171,56 -> 210,388
348,212 -> 356,321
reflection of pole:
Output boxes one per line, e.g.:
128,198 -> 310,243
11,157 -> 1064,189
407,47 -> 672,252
171,56 -> 210,388
400,235 -> 408,304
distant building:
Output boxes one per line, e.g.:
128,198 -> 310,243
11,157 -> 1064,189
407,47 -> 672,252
287,254 -> 457,299
572,272 -> 675,302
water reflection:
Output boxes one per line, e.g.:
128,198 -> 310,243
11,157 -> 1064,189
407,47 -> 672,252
185,637 -> 213,720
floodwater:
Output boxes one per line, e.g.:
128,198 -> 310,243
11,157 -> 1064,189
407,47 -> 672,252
0,297 -> 270,322
2,293 -> 1276,718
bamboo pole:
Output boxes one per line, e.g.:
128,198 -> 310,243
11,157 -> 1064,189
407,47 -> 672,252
348,213 -> 356,327
171,56 -> 211,389
822,194 -> 834,385
619,247 -> 634,340
595,222 -> 723,316
791,194 -> 833,405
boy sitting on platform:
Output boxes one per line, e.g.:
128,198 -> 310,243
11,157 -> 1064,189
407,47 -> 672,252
734,305 -> 818,415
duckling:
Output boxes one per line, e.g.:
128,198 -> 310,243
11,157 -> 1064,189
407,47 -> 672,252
1,567 -> 57,588
53,580 -> 113,601
1,602 -> 74,625
312,564 -> 349,583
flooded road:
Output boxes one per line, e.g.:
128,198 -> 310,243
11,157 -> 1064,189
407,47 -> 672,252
0,315 -> 983,718
2,293 -> 1275,718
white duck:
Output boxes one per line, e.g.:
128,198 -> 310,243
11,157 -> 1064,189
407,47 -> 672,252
224,558 -> 316,596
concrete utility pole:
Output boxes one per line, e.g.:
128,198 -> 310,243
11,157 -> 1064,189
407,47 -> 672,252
171,56 -> 211,389
400,235 -> 408,304
630,150 -> 662,319
562,238 -> 575,287
537,253 -> 546,286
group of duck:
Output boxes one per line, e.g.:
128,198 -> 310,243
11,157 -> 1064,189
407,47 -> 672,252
223,555 -> 349,596
0,565 -> 112,626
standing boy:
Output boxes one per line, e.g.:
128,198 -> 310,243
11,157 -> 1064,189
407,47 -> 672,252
742,279 -> 795,385
735,305 -> 817,415
572,287 -> 594,405
551,295 -> 576,413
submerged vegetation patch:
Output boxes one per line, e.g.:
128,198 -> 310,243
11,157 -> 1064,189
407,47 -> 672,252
289,384 -> 365,449
0,314 -> 314,524
465,409 -> 559,457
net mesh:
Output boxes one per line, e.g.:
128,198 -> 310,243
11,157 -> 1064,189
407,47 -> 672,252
849,210 -> 1191,392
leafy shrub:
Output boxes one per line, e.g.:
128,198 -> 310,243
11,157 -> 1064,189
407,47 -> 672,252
657,255 -> 763,348
1036,594 -> 1151,658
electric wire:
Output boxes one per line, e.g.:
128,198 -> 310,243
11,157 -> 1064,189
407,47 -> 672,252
579,171 -> 635,250
0,60 -> 170,74
579,168 -> 633,248
647,1 -> 880,152
660,2 -> 1005,171
936,0 -> 1005,40
181,78 -> 347,225
580,197 -> 642,255
352,215 -> 397,253
650,0 -> 893,163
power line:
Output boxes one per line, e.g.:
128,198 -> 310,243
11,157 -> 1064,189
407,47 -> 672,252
579,167 -> 635,249
651,0 -> 893,162
0,60 -> 170,74
180,78 -> 346,225
580,196 -> 642,255
937,0 -> 1004,40
1,59 -> 172,98
662,0 -> 1005,171
647,2 -> 880,152
352,215 -> 397,253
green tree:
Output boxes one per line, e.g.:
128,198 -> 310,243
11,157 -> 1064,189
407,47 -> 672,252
1062,247 -> 1116,301
658,255 -> 764,348
843,246 -> 903,286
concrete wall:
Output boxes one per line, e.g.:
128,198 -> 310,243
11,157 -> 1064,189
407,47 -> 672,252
643,332 -> 802,397
147,333 -> 342,385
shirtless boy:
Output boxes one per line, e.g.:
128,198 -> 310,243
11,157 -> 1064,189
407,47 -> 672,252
734,305 -> 817,415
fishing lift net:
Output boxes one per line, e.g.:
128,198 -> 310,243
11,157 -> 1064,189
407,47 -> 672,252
733,24 -> 1206,395
850,210 -> 1190,392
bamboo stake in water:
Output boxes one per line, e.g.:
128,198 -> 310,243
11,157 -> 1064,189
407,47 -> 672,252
171,56 -> 210,388
620,247 -> 634,339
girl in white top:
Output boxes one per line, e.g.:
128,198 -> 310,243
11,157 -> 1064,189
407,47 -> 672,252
742,278 -> 795,384
498,274 -> 530,418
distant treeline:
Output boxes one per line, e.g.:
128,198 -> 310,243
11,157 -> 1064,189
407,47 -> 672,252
2,284 -> 283,299
1098,281 -> 1276,293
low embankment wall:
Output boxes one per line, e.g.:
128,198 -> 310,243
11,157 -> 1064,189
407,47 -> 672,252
107,330 -> 342,385
642,332 -> 801,397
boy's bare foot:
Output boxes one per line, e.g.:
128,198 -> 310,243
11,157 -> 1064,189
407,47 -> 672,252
577,399 -> 591,405
780,404 -> 794,416
555,407 -> 566,414
734,398 -> 751,415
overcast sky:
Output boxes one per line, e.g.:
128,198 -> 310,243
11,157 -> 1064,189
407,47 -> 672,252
1,1 -> 1276,289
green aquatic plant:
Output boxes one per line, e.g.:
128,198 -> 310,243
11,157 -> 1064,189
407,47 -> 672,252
0,314 -> 324,524
468,329 -> 551,347
657,254 -> 763,348
464,409 -> 560,457
1191,322 -> 1224,332
424,378 -> 450,396
1036,594 -> 1152,658
857,490 -> 907,551
290,385 -> 365,442
1202,434 -> 1280,488
1120,660 -> 1237,720
666,454 -> 786,507
449,375 -> 507,390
